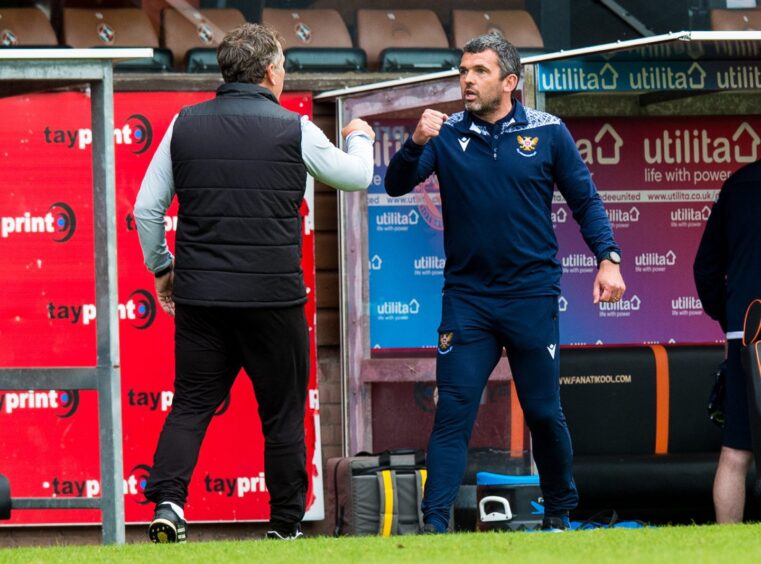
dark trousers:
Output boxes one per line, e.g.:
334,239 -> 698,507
422,293 -> 578,528
144,303 -> 309,528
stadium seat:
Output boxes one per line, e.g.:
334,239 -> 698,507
451,10 -> 545,54
0,7 -> 57,46
262,8 -> 365,72
63,8 -> 172,72
356,9 -> 460,72
710,8 -> 761,31
161,7 -> 246,72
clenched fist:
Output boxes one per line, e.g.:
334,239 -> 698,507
341,118 -> 375,142
412,109 -> 449,145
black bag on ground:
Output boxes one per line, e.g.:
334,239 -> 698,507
326,449 -> 428,536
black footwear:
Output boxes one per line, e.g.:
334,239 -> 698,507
419,522 -> 447,534
148,503 -> 187,544
266,524 -> 304,540
541,514 -> 570,532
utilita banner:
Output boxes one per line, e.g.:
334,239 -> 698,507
367,116 -> 753,351
0,91 -> 323,525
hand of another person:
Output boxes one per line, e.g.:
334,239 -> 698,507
342,119 -> 375,142
592,262 -> 626,304
155,269 -> 175,317
412,109 -> 449,145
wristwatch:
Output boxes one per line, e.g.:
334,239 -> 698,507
154,263 -> 173,278
598,250 -> 621,267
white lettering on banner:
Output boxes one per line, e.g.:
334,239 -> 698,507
635,250 -> 677,273
599,295 -> 641,318
43,476 -> 164,497
47,299 -> 151,325
368,194 -> 441,207
414,255 -> 445,276
671,296 -> 704,317
375,210 -> 419,231
43,478 -> 101,498
237,474 -> 267,497
560,374 -> 633,385
576,123 -> 623,165
377,299 -> 420,316
553,190 -> 718,204
643,123 -> 759,165
627,63 -> 706,90
562,254 -> 595,274
1,212 -> 56,238
369,255 -> 383,270
204,474 -> 268,497
716,65 -> 761,90
43,125 -> 136,150
539,63 -> 619,91
1,390 -> 59,414
607,207 -> 640,224
670,206 -> 712,229
551,207 -> 568,224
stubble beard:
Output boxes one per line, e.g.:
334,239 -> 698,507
464,91 -> 502,118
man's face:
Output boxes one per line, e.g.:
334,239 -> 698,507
459,49 -> 514,117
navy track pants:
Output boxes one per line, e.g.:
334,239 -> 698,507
422,292 -> 578,528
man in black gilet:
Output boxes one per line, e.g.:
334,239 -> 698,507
134,23 -> 374,542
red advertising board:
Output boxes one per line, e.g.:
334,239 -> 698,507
0,90 -> 323,524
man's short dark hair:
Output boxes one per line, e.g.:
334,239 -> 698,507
463,32 -> 522,80
217,23 -> 283,84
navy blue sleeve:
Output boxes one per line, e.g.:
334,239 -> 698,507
552,123 -> 620,261
693,194 -> 728,331
385,137 -> 437,196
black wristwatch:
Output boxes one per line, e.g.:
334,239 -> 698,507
154,263 -> 173,278
598,250 -> 621,267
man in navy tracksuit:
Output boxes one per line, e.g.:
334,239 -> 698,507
385,33 -> 625,532
694,159 -> 761,523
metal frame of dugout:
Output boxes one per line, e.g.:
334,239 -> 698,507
0,48 -> 152,545
316,30 -> 761,459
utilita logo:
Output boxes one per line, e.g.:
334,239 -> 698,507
0,389 -> 79,417
600,295 -> 642,311
1,202 -> 76,242
671,206 -> 711,222
672,296 -> 703,311
376,210 -> 419,226
43,114 -> 153,154
607,207 -> 640,223
46,289 -> 157,329
551,207 -> 568,224
377,299 -> 420,316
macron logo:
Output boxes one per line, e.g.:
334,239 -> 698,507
458,137 -> 470,152
547,344 -> 557,359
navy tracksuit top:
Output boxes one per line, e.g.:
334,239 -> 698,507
385,99 -> 619,298
694,159 -> 761,333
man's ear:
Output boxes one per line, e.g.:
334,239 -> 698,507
503,74 -> 519,93
265,63 -> 276,84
